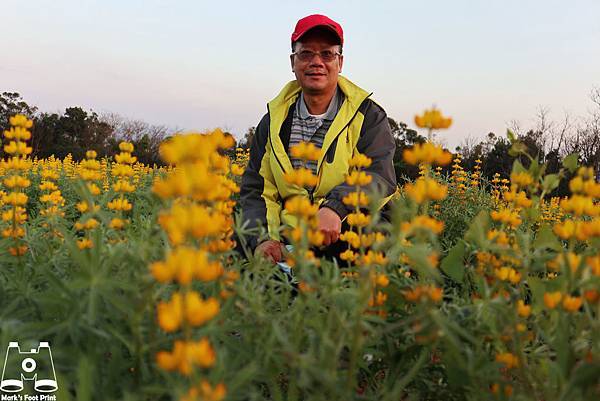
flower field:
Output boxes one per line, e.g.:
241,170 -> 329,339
0,113 -> 599,401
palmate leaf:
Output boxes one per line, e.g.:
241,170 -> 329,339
441,241 -> 466,283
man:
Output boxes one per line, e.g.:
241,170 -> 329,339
238,14 -> 397,263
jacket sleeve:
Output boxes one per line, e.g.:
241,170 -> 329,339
320,100 -> 397,219
238,113 -> 282,251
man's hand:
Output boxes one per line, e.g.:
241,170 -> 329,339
317,207 -> 342,246
254,240 -> 285,263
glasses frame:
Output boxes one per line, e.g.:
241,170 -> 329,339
291,49 -> 342,63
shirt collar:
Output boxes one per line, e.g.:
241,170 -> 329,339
296,86 -> 342,121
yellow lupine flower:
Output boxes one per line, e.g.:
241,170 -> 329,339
403,142 -> 452,166
284,196 -> 318,218
342,191 -> 369,207
119,142 -> 134,152
414,108 -> 452,130
517,300 -> 531,317
401,215 -> 444,235
289,141 -> 321,161
510,172 -> 533,188
155,338 -> 215,375
490,208 -> 522,227
109,218 -> 126,230
4,175 -> 31,189
562,295 -> 582,312
404,178 -> 448,203
2,192 -> 28,206
77,238 -> 93,249
345,170 -> 372,186
9,114 -> 33,128
348,152 -> 372,168
495,352 -> 519,369
340,231 -> 360,248
181,381 -> 227,401
184,292 -> 220,327
544,291 -> 563,309
107,198 -> 133,211
347,212 -> 371,227
283,168 -> 318,187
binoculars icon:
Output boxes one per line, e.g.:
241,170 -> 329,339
1,342 -> 58,393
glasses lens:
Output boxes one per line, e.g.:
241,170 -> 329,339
320,51 -> 335,62
296,50 -> 338,62
298,51 -> 314,61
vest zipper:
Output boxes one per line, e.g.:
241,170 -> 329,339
313,95 -> 371,195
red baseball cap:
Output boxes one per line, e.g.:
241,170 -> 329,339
291,14 -> 344,46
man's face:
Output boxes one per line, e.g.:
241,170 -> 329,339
290,29 -> 343,96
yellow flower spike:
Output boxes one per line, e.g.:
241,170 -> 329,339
510,172 -> 534,188
495,352 -> 519,369
403,142 -> 452,166
289,141 -> 321,161
428,286 -> 443,303
517,300 -> 531,318
544,291 -> 563,309
283,168 -> 318,188
401,215 -> 444,235
184,292 -> 220,326
284,196 -> 318,218
186,338 -> 216,369
414,108 -> 452,130
119,141 -> 134,153
404,178 -> 448,204
109,218 -> 126,230
562,295 -> 582,312
345,171 -> 372,186
115,152 -> 137,164
349,153 -> 372,168
2,192 -> 28,206
347,212 -> 371,227
375,274 -> 390,287
157,292 -> 183,332
76,238 -> 93,249
342,191 -> 369,207
107,198 -> 133,211
340,231 -> 360,248
85,150 -> 97,159
230,164 -> 245,176
307,229 -> 325,247
9,114 -> 33,129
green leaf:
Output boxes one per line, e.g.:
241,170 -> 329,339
542,174 -> 560,192
506,129 -> 516,143
441,241 -> 466,283
563,153 -> 579,173
509,141 -> 528,157
77,355 -> 93,401
464,211 -> 490,248
534,225 -> 562,251
511,159 -> 527,174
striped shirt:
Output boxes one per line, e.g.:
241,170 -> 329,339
289,87 -> 344,173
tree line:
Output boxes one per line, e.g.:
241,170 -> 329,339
3,89 -> 600,196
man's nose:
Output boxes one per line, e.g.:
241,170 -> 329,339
309,55 -> 326,67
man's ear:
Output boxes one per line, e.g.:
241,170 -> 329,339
290,54 -> 295,72
338,55 -> 344,73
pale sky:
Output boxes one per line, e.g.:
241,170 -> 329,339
1,0 -> 599,148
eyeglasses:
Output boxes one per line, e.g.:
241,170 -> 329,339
292,49 -> 341,63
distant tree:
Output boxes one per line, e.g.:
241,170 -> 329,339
389,117 -> 426,183
238,126 -> 256,149
0,92 -> 37,132
101,113 -> 170,165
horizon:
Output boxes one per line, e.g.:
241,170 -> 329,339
2,0 -> 599,149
